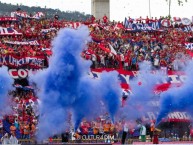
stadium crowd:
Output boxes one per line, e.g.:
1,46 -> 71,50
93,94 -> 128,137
83,17 -> 193,71
0,89 -> 38,140
0,9 -> 193,144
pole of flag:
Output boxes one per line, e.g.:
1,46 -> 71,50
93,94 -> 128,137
149,0 -> 151,18
169,0 -> 171,18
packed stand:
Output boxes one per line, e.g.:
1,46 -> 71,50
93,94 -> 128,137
0,89 -> 39,141
82,16 -> 193,71
0,11 -> 192,71
0,9 -> 193,143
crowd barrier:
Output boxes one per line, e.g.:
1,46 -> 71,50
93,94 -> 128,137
17,137 -> 193,144
17,138 -> 141,144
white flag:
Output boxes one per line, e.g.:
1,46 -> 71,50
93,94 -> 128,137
108,43 -> 117,55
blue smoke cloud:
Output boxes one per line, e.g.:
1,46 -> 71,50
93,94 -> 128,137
120,62 -> 164,122
73,71 -> 121,129
156,60 -> 193,125
97,71 -> 121,123
30,26 -> 121,140
0,66 -> 14,114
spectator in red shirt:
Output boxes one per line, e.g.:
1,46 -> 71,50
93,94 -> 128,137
91,15 -> 96,23
80,121 -> 89,135
145,16 -> 150,24
103,14 -> 108,23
